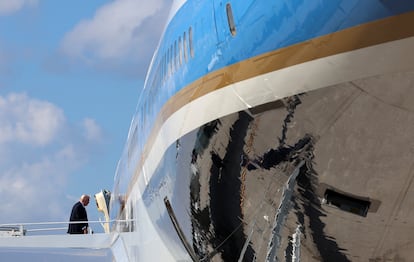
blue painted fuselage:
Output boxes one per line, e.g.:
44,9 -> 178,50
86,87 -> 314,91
111,1 -> 414,261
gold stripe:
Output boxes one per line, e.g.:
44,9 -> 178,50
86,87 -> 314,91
129,11 -> 414,192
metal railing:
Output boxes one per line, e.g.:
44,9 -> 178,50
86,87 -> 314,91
0,219 -> 135,236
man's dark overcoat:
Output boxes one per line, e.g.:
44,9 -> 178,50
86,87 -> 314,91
67,201 -> 88,234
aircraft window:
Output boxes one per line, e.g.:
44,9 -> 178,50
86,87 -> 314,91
168,46 -> 171,74
174,40 -> 177,69
170,45 -> 174,74
160,55 -> 163,82
189,26 -> 194,58
178,36 -> 182,66
183,32 -> 188,62
167,47 -> 171,76
162,54 -> 166,82
171,44 -> 175,73
226,3 -> 236,36
164,54 -> 167,80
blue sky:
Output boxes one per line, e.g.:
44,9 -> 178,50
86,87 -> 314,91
0,0 -> 171,260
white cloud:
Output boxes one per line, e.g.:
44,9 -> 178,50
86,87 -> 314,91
0,93 -> 65,146
82,118 -> 103,142
0,150 -> 70,219
62,0 -> 165,59
60,0 -> 171,77
0,0 -> 38,15
0,93 -> 104,223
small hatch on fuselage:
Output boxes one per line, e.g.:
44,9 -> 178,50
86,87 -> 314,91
324,189 -> 371,217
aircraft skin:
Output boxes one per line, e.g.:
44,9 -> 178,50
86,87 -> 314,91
1,0 -> 414,261
108,0 -> 414,261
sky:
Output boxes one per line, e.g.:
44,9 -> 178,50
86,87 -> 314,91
0,0 -> 171,260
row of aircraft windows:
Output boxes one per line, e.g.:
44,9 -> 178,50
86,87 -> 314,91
134,5 -> 236,174
134,4 -> 236,170
153,26 -> 194,88
140,27 -> 195,141
153,2 -> 235,87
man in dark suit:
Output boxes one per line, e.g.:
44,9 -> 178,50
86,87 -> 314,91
67,194 -> 90,234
